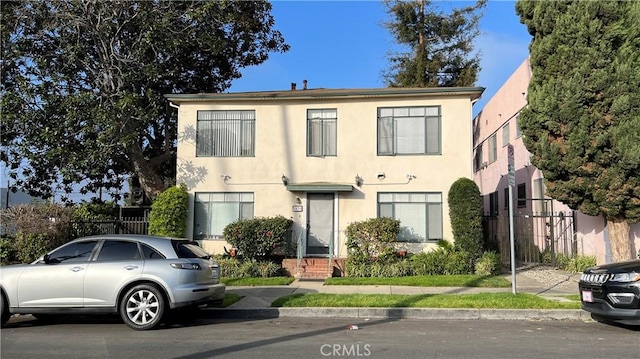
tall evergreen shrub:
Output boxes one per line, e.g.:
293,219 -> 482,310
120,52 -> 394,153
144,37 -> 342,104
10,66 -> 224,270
448,177 -> 484,261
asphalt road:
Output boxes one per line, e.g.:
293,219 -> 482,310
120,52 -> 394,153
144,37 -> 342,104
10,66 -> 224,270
1,314 -> 638,359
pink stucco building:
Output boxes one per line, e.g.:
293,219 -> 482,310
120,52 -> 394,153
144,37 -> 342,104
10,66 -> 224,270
473,58 -> 639,265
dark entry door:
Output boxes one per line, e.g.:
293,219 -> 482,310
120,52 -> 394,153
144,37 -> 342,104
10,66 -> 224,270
306,193 -> 334,256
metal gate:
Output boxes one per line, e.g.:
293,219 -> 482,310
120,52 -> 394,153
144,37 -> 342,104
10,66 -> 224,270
483,199 -> 578,268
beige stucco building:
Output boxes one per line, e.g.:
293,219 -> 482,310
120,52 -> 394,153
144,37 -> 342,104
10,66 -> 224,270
473,58 -> 640,265
167,86 -> 484,258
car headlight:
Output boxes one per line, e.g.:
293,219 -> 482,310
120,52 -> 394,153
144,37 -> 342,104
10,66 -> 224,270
611,272 -> 640,283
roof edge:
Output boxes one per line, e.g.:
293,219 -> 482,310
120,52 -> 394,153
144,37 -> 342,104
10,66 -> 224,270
164,87 -> 484,104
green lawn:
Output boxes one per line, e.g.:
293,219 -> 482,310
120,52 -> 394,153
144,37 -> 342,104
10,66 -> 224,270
210,293 -> 243,308
221,276 -> 295,286
324,275 -> 511,287
271,292 -> 581,309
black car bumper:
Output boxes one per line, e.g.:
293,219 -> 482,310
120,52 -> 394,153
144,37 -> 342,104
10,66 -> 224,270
581,299 -> 640,325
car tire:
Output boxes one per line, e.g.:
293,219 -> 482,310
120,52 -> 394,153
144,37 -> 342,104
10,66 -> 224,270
119,284 -> 165,330
1,293 -> 10,327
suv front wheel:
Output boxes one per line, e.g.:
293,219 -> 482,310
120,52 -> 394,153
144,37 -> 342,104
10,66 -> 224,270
120,284 -> 165,330
1,292 -> 10,327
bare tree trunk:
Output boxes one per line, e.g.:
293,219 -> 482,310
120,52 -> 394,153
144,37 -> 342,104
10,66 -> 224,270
607,216 -> 632,262
128,144 -> 167,200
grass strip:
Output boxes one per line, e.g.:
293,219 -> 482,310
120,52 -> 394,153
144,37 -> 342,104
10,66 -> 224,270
221,276 -> 295,286
324,275 -> 511,288
271,293 -> 581,310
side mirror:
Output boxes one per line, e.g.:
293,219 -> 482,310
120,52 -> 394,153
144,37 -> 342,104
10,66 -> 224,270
43,254 -> 51,264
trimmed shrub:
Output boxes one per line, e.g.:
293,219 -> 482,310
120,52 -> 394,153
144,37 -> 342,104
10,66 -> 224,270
218,258 -> 281,278
148,184 -> 188,237
218,258 -> 243,278
410,249 -> 449,275
410,241 -> 475,276
448,178 -> 484,261
444,250 -> 474,275
345,217 -> 401,263
345,259 -> 372,277
223,216 -> 293,261
474,251 -> 502,276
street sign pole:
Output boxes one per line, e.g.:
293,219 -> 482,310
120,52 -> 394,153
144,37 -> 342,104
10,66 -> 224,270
507,144 -> 517,294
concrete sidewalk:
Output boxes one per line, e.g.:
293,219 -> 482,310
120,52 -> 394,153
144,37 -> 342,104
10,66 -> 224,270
211,268 -> 588,322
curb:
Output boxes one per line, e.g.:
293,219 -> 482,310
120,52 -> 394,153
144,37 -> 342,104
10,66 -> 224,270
207,307 -> 590,322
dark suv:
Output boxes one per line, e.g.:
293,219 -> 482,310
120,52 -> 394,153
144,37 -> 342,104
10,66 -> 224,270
578,259 -> 640,325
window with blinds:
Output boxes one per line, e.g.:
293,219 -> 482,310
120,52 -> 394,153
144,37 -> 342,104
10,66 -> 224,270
196,110 -> 255,157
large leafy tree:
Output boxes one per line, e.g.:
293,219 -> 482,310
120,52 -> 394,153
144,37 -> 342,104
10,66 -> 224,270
383,0 -> 486,87
516,1 -> 640,262
1,0 -> 289,202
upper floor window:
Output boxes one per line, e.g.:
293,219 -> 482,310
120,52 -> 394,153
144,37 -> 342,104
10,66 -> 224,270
377,106 -> 441,155
474,146 -> 484,172
502,122 -> 510,147
515,114 -> 522,138
488,134 -> 497,163
196,110 -> 255,157
307,109 -> 337,157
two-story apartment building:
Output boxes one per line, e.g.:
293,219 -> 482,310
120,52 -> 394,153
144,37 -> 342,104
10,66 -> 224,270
166,86 -> 483,263
473,58 -> 640,265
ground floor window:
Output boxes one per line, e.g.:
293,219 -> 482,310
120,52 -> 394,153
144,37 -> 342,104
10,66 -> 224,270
194,192 -> 254,239
377,192 -> 443,242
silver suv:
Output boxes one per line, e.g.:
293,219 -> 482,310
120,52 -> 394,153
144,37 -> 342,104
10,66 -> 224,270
0,234 -> 225,330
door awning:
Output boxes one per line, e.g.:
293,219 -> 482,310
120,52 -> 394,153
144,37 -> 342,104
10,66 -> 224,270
285,182 -> 354,192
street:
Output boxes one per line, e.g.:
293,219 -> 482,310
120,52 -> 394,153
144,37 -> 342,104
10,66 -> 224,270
1,313 -> 638,359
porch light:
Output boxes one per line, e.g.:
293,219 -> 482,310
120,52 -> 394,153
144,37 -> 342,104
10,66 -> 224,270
355,174 -> 363,187
281,174 -> 288,185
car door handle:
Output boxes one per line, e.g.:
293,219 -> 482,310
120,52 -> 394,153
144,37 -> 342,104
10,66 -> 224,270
70,266 -> 84,272
124,265 -> 139,270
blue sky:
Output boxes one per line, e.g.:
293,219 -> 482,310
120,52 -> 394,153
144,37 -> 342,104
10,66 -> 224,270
4,0 -> 532,203
229,0 -> 532,116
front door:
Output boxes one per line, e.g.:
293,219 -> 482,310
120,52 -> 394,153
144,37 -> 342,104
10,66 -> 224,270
307,193 -> 334,256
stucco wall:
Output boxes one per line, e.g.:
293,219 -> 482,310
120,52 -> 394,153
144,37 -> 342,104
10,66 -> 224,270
175,92 -> 477,256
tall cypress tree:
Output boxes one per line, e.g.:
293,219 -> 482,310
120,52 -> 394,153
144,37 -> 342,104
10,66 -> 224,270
516,0 -> 640,262
383,0 -> 486,87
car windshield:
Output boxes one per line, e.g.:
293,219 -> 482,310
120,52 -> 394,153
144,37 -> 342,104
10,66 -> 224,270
172,240 -> 210,259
